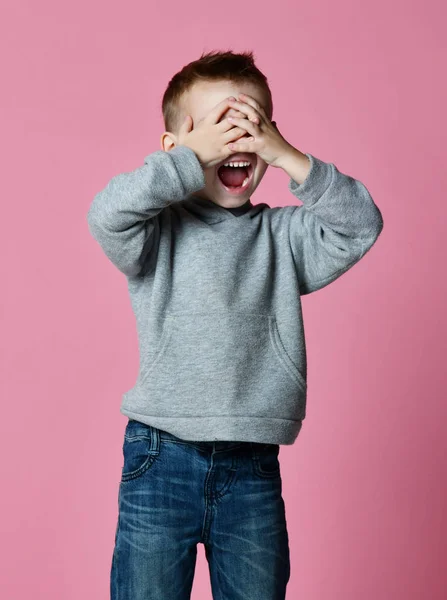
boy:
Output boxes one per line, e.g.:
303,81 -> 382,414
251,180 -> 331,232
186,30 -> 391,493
87,50 -> 383,600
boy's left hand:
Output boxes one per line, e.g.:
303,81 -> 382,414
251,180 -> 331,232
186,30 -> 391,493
225,93 -> 296,169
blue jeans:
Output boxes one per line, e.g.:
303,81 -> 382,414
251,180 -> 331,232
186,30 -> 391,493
111,418 -> 291,600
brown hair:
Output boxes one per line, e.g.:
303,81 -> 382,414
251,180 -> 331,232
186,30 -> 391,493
161,49 -> 273,134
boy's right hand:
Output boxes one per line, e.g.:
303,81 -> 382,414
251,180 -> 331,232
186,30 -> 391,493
177,97 -> 250,169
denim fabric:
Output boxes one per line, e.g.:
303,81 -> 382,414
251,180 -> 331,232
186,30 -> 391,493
111,418 -> 291,599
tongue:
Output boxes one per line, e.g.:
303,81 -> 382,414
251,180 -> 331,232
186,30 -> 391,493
218,166 -> 248,187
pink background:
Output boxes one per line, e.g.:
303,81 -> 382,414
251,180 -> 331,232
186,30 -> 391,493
1,0 -> 446,598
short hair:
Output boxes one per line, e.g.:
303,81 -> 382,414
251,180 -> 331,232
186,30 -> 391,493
161,49 -> 273,134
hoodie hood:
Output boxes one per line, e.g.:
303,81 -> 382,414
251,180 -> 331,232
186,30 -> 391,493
183,194 -> 267,225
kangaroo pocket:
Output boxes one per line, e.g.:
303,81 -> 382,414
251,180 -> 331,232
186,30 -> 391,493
136,311 -> 307,421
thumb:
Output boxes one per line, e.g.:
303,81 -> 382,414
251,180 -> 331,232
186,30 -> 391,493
181,114 -> 193,134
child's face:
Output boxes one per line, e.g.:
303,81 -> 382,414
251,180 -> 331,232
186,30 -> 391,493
165,80 -> 271,207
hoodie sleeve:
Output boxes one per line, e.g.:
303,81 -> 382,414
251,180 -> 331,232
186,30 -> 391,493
287,152 -> 384,295
86,145 -> 205,277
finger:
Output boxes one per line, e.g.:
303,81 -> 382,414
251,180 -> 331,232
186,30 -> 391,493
216,110 -> 249,132
228,99 -> 260,123
206,96 -> 238,125
225,116 -> 258,136
180,114 -> 192,134
217,118 -> 248,134
217,109 -> 252,132
222,108 -> 248,120
226,139 -> 257,153
236,93 -> 269,120
222,125 -> 251,142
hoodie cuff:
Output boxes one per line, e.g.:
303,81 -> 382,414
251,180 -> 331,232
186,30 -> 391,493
164,145 -> 206,196
287,152 -> 334,207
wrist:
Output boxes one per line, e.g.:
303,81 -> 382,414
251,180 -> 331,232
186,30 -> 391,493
277,146 -> 311,184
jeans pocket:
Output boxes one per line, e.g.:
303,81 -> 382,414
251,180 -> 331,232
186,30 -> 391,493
121,419 -> 160,483
252,443 -> 281,479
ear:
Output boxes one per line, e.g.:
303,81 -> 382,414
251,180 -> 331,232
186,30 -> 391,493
160,131 -> 176,152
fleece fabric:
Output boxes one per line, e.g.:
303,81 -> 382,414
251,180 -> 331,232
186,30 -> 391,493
87,145 -> 383,445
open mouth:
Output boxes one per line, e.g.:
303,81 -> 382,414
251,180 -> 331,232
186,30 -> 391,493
216,160 -> 254,196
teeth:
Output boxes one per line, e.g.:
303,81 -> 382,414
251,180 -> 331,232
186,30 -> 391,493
241,176 -> 249,186
222,161 -> 251,167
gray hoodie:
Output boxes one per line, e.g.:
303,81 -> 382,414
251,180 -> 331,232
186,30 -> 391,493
87,145 -> 383,445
